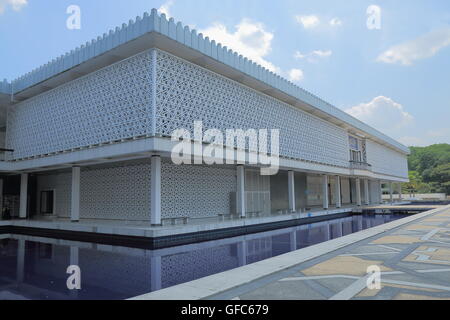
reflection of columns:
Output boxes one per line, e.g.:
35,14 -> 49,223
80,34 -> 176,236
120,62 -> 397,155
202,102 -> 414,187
288,171 -> 296,213
322,175 -> 329,210
151,156 -> 162,226
150,256 -> 162,292
335,176 -> 341,208
355,178 -> 362,206
364,179 -> 370,205
0,179 -> 3,214
236,165 -> 246,218
237,241 -> 247,266
69,246 -> 79,299
71,167 -> 80,222
337,222 -> 343,237
389,182 -> 394,204
17,239 -> 25,283
19,173 -> 28,219
290,230 -> 297,251
325,222 -> 331,241
357,215 -> 363,231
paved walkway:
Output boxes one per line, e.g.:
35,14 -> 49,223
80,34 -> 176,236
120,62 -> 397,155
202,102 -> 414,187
132,205 -> 450,300
214,206 -> 450,300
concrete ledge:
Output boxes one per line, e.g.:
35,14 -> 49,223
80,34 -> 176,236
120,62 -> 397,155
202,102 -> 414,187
129,205 -> 450,300
0,209 -> 354,249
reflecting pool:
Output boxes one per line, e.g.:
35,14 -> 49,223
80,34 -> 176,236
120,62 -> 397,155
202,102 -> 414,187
0,213 -> 408,300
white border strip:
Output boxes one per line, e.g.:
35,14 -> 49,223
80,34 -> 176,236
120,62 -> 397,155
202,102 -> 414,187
129,205 -> 450,300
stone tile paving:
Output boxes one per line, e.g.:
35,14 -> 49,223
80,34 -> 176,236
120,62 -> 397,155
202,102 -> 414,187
217,207 -> 450,300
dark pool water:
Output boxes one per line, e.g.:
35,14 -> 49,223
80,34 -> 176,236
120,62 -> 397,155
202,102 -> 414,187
0,213 -> 408,300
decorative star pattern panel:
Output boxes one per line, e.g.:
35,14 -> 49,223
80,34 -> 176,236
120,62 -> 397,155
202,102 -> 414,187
6,51 -> 153,160
155,50 -> 350,168
161,159 -> 237,219
366,140 -> 408,178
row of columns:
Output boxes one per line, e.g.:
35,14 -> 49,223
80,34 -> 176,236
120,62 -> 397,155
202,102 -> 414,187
235,170 -> 365,216
388,182 -> 403,203
14,158 -> 401,224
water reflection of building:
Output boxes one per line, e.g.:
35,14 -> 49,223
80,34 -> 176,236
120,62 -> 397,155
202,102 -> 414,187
0,214 -> 402,299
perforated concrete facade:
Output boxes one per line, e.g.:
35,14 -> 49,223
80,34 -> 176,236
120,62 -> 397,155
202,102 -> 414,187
6,51 -> 153,161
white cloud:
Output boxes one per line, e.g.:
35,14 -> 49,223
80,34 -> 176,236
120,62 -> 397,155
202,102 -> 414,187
0,0 -> 27,14
294,49 -> 332,62
345,96 -> 414,135
377,27 -> 450,66
158,0 -> 173,18
295,15 -> 320,29
200,19 -> 279,73
288,69 -> 304,82
329,18 -> 342,27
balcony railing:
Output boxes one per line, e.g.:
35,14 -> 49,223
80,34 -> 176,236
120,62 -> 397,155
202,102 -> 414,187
350,161 -> 372,171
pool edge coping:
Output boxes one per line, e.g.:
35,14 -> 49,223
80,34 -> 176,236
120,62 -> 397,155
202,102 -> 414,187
128,204 -> 450,300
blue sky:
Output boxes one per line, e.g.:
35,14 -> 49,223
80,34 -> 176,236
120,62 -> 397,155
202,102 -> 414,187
0,0 -> 449,147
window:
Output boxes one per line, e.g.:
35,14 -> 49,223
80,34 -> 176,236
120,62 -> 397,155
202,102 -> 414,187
40,190 -> 54,214
349,135 -> 363,162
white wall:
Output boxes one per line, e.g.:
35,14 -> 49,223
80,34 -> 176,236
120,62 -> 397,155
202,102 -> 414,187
366,140 -> 408,178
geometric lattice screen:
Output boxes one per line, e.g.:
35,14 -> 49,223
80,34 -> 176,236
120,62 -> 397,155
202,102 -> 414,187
6,51 -> 153,160
155,50 -> 350,168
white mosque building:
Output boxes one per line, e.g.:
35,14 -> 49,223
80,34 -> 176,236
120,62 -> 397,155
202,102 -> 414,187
0,9 -> 408,237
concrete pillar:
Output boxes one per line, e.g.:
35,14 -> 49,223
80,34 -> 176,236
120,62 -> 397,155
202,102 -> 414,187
237,165 -> 246,218
379,181 -> 383,204
150,256 -> 162,292
398,183 -> 403,201
364,179 -> 370,205
19,173 -> 28,219
322,175 -> 329,209
151,156 -> 162,226
355,178 -> 362,206
71,167 -> 80,222
16,239 -> 25,283
335,176 -> 341,208
288,171 -> 296,213
389,182 -> 394,204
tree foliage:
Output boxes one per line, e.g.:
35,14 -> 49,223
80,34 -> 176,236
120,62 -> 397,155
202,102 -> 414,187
404,144 -> 450,194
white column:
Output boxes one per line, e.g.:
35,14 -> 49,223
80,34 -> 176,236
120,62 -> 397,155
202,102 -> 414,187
356,178 -> 362,206
379,181 -> 383,204
364,179 -> 370,205
389,182 -> 394,204
19,173 -> 28,219
322,175 -> 329,209
237,165 -> 246,218
335,176 -> 341,208
398,183 -> 403,201
71,167 -> 80,222
288,171 -> 296,213
151,156 -> 162,225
